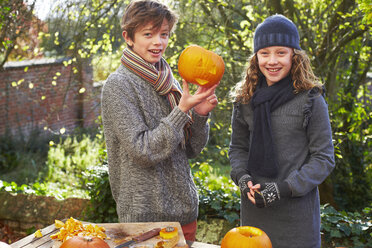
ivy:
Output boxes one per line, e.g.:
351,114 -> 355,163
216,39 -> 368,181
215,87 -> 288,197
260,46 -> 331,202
193,164 -> 240,225
320,204 -> 372,248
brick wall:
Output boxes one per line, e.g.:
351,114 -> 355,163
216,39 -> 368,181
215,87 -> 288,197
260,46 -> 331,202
0,58 -> 101,136
0,191 -> 90,236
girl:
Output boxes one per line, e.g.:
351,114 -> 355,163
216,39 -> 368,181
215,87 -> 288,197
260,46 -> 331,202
101,0 -> 218,241
228,14 -> 335,248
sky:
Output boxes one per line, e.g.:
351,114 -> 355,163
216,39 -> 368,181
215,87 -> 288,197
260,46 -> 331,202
27,0 -> 56,20
29,0 -> 173,20
29,0 -> 174,21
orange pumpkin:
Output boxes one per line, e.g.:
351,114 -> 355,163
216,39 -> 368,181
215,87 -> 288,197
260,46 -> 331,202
221,226 -> 272,248
60,236 -> 110,248
178,45 -> 225,88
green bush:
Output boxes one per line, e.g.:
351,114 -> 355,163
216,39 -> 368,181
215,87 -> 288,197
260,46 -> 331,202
320,204 -> 372,248
0,128 -> 104,199
192,162 -> 240,225
0,178 -> 88,200
330,83 -> 372,212
1,128 -> 371,247
0,130 -> 53,185
83,160 -> 241,225
0,180 -> 47,195
84,164 -> 118,223
82,129 -> 118,223
82,160 -> 372,247
40,130 -> 105,199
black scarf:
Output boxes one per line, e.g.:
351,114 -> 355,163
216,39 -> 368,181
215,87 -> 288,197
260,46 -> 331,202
247,75 -> 295,178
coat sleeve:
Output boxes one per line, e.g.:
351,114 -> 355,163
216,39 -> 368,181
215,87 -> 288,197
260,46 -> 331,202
185,111 -> 210,158
286,91 -> 335,197
101,74 -> 191,168
228,103 -> 251,185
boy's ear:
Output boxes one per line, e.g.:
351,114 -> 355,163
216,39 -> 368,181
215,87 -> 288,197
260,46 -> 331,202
122,31 -> 133,46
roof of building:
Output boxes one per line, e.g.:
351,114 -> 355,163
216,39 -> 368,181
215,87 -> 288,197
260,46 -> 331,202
4,57 -> 70,69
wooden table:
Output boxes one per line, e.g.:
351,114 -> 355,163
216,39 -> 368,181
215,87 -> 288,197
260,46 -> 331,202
10,221 -> 220,248
189,242 -> 220,248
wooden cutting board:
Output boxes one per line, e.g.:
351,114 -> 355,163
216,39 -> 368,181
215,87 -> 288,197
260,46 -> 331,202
75,222 -> 187,248
11,221 -> 188,248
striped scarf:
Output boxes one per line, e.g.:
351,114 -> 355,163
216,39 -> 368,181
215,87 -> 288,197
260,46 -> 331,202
121,48 -> 192,145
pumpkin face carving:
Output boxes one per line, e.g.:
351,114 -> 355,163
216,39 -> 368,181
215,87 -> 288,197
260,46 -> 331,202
178,45 -> 225,88
60,236 -> 110,248
221,226 -> 272,248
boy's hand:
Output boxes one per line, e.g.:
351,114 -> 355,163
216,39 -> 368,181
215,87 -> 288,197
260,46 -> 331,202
178,79 -> 218,114
193,83 -> 219,116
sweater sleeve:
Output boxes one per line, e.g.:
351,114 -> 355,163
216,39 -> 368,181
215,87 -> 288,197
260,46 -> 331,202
101,74 -> 191,168
286,90 -> 335,197
185,110 -> 210,158
228,103 -> 251,185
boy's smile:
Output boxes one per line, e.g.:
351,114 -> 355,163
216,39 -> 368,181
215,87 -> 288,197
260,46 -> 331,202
123,19 -> 170,65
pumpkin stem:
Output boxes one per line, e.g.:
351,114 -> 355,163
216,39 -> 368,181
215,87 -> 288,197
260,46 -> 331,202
83,236 -> 93,242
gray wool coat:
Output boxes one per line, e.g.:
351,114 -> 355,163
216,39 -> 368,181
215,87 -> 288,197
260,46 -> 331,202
229,88 -> 335,248
101,64 -> 210,226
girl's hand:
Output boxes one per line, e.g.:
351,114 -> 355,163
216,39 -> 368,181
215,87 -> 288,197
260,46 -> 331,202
247,181 -> 261,204
178,79 -> 218,114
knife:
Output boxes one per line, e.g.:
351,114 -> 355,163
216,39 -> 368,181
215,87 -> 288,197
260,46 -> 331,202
115,228 -> 161,248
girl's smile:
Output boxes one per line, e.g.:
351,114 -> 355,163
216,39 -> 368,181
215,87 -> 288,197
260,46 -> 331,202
257,46 -> 293,86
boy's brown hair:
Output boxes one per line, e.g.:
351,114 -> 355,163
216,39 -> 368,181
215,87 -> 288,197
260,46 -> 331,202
121,0 -> 178,41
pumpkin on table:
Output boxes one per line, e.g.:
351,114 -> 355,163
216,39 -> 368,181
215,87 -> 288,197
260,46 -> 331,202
221,226 -> 272,248
60,236 -> 110,248
178,45 -> 225,88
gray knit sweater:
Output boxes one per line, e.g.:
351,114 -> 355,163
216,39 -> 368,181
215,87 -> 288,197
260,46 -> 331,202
101,64 -> 210,226
229,88 -> 335,248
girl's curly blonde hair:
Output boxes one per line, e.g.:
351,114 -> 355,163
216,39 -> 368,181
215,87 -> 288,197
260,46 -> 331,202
231,49 -> 322,103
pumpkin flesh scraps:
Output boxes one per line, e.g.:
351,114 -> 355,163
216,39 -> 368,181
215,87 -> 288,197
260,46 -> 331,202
34,229 -> 43,238
50,217 -> 107,242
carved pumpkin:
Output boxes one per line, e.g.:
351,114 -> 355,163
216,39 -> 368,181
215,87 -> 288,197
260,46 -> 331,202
60,236 -> 110,248
178,45 -> 225,88
221,226 -> 272,248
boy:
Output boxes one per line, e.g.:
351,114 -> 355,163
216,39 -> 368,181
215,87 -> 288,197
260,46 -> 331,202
101,0 -> 218,241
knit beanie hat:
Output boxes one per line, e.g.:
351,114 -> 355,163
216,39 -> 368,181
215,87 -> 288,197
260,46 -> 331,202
253,14 -> 301,53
